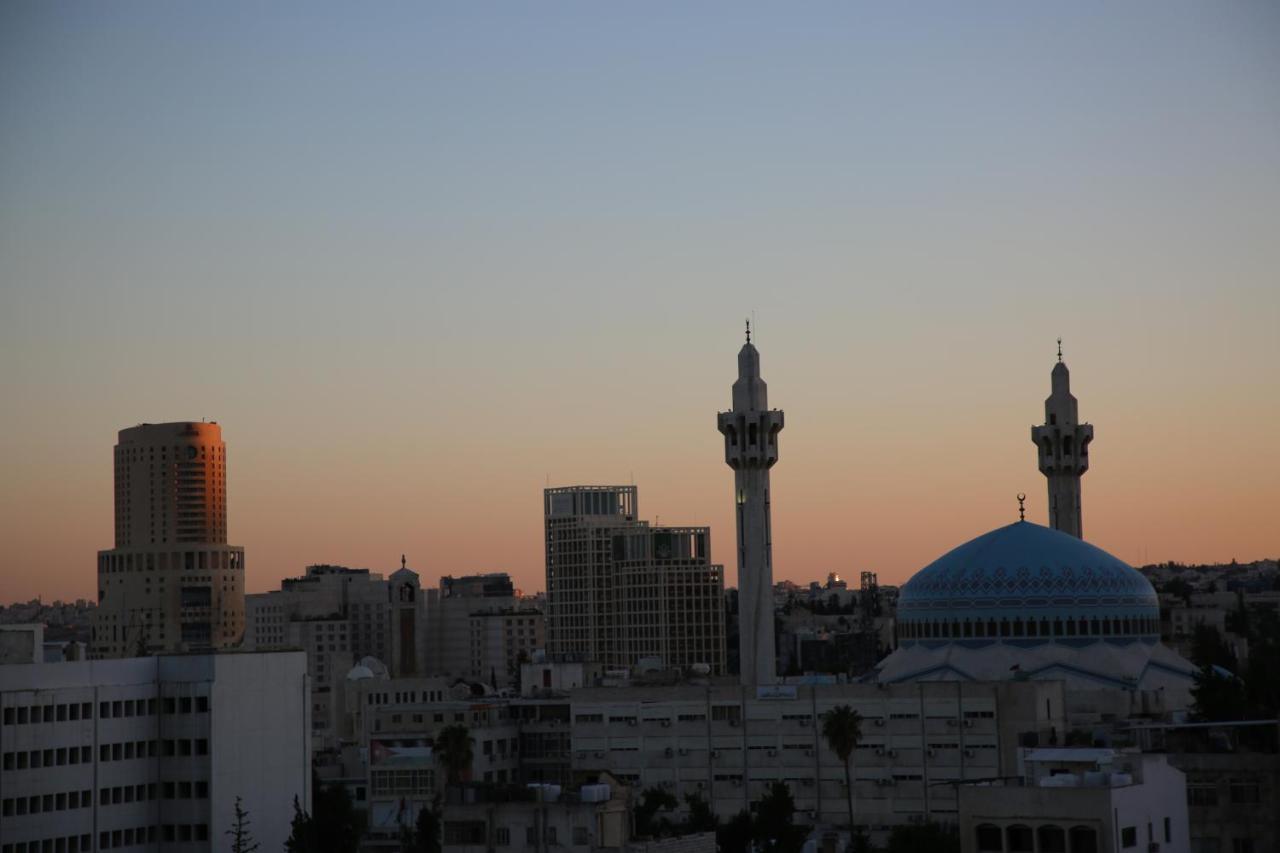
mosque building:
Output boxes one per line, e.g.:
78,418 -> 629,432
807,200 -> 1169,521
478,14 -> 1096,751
873,347 -> 1197,705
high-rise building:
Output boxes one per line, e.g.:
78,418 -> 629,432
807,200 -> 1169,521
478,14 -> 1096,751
544,486 -> 726,673
91,423 -> 245,659
717,324 -> 784,686
1031,342 -> 1093,538
424,573 -> 542,687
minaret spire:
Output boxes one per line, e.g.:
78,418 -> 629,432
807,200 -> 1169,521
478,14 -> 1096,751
1031,344 -> 1093,537
718,329 -> 785,687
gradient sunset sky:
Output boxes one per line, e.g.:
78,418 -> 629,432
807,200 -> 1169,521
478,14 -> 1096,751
2,3 -> 1278,602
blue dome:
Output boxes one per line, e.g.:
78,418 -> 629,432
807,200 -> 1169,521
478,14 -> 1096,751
896,522 -> 1159,645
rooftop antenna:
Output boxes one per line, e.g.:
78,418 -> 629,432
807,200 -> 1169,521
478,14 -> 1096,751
1017,493 -> 1027,522
1057,338 -> 1063,363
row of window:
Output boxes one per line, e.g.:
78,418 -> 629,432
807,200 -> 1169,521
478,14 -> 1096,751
1,738 -> 209,771
2,789 -> 92,816
900,615 -> 1159,641
1,834 -> 92,853
1188,780 -> 1261,805
1,696 -> 208,727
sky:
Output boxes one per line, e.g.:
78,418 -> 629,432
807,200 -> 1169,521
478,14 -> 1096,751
2,2 -> 1278,602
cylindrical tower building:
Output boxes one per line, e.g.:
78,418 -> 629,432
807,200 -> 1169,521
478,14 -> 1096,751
92,422 -> 245,658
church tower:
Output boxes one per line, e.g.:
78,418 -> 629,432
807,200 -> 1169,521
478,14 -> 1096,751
718,323 -> 784,686
1031,341 -> 1093,538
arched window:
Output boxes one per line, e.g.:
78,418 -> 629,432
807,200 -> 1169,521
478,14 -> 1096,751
1027,619 -> 1038,638
1013,619 -> 1024,637
1068,826 -> 1098,853
1037,825 -> 1066,853
964,620 -> 973,638
1007,824 -> 1033,853
987,619 -> 998,638
975,824 -> 1002,853
975,620 -> 986,638
1000,619 -> 1011,638
1122,617 -> 1132,635
1065,618 -> 1076,637
1090,618 -> 1099,635
1053,618 -> 1064,636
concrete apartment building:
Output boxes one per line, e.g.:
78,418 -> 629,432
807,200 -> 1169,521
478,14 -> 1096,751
243,560 -> 429,741
0,652 -> 309,853
425,574 -> 540,687
544,486 -> 726,675
959,749 -> 1189,853
565,680 -> 1065,831
91,423 -> 245,659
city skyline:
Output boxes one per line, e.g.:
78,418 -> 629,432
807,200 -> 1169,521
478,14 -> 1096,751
3,3 -> 1279,602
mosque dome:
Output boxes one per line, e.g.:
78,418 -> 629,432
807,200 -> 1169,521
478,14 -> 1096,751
896,521 -> 1159,645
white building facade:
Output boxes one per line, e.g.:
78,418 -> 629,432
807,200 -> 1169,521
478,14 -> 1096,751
0,652 -> 310,853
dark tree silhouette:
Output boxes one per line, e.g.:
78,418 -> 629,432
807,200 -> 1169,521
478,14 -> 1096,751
225,796 -> 259,853
435,725 -> 473,786
821,705 -> 864,830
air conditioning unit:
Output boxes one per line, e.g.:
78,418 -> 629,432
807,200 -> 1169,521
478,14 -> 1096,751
732,778 -> 742,787
767,749 -> 777,757
963,719 -> 974,728
664,747 -> 674,758
710,750 -> 720,759
926,749 -> 935,757
804,749 -> 814,757
887,749 -> 898,758
963,748 -> 975,758
628,719 -> 637,727
875,748 -> 886,756
799,719 -> 810,727
678,748 -> 689,756
802,779 -> 814,788
576,751 -> 587,760
945,719 -> 958,727
661,720 -> 671,728
594,751 -> 605,759
874,719 -> 885,727
807,810 -> 818,819
729,720 -> 740,728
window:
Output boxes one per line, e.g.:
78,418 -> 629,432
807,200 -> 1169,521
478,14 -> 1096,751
1232,841 -> 1255,853
1164,818 -> 1172,843
573,827 -> 589,845
1120,826 -> 1137,848
1229,780 -> 1261,804
1189,785 -> 1218,806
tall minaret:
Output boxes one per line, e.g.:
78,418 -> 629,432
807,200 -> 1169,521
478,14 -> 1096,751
1031,340 -> 1093,538
718,322 -> 784,686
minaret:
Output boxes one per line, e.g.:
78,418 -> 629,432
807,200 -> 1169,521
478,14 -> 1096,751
1031,340 -> 1093,538
718,322 -> 784,686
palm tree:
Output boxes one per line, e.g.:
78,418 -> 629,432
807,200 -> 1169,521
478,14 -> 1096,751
821,705 -> 864,831
434,724 -> 473,787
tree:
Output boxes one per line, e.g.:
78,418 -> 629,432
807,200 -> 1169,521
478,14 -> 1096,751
435,725 -> 473,787
285,796 -> 312,853
412,797 -> 442,853
754,781 -> 804,853
634,786 -> 678,838
226,796 -> 259,853
1192,664 -> 1248,721
1190,624 -> 1236,671
683,791 -> 719,834
716,811 -> 754,853
822,705 -> 864,830
310,779 -> 364,853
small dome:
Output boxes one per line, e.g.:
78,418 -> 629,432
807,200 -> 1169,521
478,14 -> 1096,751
346,664 -> 375,681
351,656 -> 389,679
897,522 -> 1159,644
